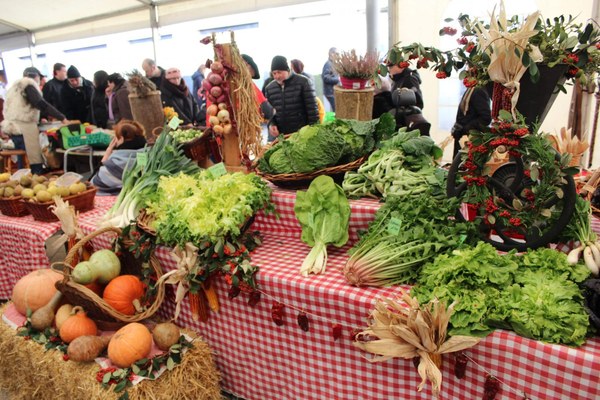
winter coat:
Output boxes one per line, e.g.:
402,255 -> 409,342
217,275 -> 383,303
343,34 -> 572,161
160,80 -> 201,125
42,78 -> 66,114
90,87 -> 108,128
1,78 -> 41,133
265,73 -> 319,135
61,78 -> 94,122
321,60 -> 339,97
391,68 -> 424,110
111,81 -> 133,123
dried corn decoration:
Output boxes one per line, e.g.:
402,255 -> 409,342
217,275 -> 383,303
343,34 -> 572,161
49,195 -> 86,266
213,32 -> 263,160
353,289 -> 481,398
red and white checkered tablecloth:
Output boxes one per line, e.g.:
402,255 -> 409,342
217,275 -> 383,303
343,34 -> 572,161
76,189 -> 600,400
0,195 -> 115,299
2,189 -> 600,399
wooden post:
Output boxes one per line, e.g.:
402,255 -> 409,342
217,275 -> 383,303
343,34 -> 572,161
214,42 -> 244,172
333,86 -> 374,121
128,91 -> 164,144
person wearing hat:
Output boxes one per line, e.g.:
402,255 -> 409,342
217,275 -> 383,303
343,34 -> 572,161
160,67 -> 202,126
0,67 -> 67,173
264,55 -> 318,141
241,54 -> 274,123
61,65 -> 93,122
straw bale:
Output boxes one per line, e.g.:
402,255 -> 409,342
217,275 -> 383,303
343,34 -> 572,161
0,304 -> 221,400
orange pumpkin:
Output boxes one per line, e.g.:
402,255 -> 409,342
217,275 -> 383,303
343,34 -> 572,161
59,306 -> 98,343
103,275 -> 145,315
11,269 -> 63,315
108,322 -> 153,367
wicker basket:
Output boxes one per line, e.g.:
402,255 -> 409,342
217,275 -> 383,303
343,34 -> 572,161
0,196 -> 29,217
22,185 -> 96,222
180,128 -> 209,161
136,208 -> 157,236
580,169 -> 600,216
53,226 -> 165,328
255,155 -> 367,189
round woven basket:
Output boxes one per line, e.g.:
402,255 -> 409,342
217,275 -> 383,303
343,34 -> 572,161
255,155 -> 367,189
136,208 -> 157,236
53,226 -> 165,328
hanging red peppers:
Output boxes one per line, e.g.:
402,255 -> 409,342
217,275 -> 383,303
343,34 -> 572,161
271,302 -> 285,326
483,374 -> 501,400
297,312 -> 310,332
331,324 -> 343,341
454,352 -> 468,379
248,290 -> 261,307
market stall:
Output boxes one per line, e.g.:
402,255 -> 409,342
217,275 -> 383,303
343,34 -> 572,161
51,189 -> 600,399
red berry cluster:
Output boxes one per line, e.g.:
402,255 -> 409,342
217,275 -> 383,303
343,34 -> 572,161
399,61 -> 410,69
442,26 -> 458,35
465,43 -> 476,53
436,71 -> 448,79
463,77 -> 477,87
457,37 -> 469,45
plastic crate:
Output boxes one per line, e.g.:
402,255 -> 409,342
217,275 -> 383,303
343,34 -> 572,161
67,132 -> 113,149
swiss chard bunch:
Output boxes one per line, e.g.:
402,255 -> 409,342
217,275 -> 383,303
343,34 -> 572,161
343,193 -> 475,287
294,175 -> 351,276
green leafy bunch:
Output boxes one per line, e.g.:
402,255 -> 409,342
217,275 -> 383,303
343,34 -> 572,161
413,243 -> 591,346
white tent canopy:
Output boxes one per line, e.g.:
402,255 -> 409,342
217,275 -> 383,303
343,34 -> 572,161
0,0 -> 314,54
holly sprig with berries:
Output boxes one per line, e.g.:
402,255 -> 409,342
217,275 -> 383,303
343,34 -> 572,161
456,110 -> 577,236
97,335 -> 193,400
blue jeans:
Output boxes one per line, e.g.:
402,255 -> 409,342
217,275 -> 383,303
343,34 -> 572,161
10,135 -> 43,174
325,95 -> 336,112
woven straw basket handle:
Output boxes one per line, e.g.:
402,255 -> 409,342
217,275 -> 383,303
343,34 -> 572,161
51,226 -> 122,282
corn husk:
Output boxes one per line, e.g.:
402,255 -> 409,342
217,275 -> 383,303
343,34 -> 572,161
49,195 -> 83,239
353,289 -> 481,398
475,1 -> 542,117
549,127 -> 589,157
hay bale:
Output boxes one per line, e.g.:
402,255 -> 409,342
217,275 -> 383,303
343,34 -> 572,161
0,304 -> 221,400
333,86 -> 374,121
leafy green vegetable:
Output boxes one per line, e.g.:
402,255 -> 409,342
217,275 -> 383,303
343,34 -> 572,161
145,171 -> 272,246
343,194 -> 476,286
412,243 -> 591,346
286,125 -> 347,173
294,175 -> 350,276
259,116 -> 395,175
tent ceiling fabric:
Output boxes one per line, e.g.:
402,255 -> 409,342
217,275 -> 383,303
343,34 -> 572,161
0,0 -> 312,52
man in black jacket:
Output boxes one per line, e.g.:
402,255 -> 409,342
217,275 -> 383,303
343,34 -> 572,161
61,65 -> 94,123
264,55 -> 319,141
42,63 -> 67,114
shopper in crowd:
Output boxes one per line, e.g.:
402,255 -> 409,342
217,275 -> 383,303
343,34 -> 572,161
142,58 -> 165,88
242,54 -> 274,122
191,64 -> 206,108
61,65 -> 93,122
1,67 -> 67,174
160,67 -> 202,126
90,70 -> 109,128
451,86 -> 492,158
93,120 -> 146,195
388,61 -> 424,110
264,55 -> 318,141
42,62 -> 67,115
291,59 -> 315,89
321,47 -> 340,111
106,73 -> 133,127
261,71 -> 274,96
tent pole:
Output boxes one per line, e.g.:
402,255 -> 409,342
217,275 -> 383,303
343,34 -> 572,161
27,32 -> 36,66
366,0 -> 379,54
150,4 -> 160,63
